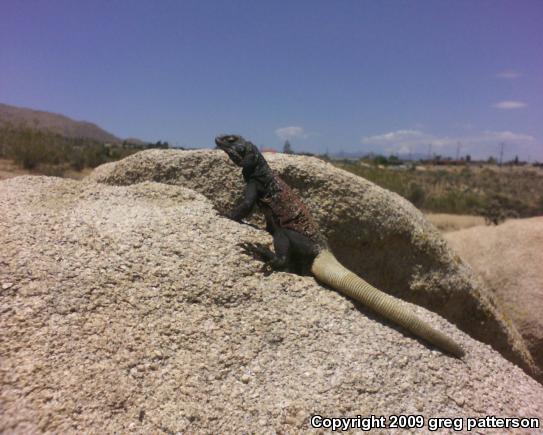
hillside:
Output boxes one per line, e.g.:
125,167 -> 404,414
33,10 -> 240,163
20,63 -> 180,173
0,102 -> 121,143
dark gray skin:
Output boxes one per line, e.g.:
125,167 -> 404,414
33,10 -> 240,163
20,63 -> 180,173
216,134 -> 465,358
215,134 -> 323,275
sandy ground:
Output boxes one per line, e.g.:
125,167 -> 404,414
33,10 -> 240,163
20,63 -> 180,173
0,158 -> 92,181
424,213 -> 486,232
445,217 -> 543,373
0,158 -> 31,180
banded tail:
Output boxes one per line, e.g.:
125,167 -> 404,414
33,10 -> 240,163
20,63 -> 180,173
311,250 -> 465,358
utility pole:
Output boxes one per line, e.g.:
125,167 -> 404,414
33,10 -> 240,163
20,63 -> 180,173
499,142 -> 505,166
427,144 -> 432,161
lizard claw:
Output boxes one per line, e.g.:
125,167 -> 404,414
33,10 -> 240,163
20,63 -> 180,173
238,242 -> 274,261
260,262 -> 274,276
238,242 -> 276,275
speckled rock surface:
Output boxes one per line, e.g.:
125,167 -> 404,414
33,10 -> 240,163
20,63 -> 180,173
446,218 -> 543,379
87,149 -> 536,379
1,176 -> 542,433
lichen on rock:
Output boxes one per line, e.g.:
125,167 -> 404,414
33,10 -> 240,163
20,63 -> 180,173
88,149 -> 538,379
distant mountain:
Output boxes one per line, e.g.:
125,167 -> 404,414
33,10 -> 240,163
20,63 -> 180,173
330,150 -> 438,161
0,103 -> 122,143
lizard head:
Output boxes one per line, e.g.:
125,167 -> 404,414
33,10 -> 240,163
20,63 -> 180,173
215,134 -> 258,167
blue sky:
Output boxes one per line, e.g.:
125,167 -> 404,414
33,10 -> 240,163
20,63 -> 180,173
1,0 -> 542,160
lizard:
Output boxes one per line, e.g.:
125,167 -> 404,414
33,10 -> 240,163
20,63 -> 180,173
215,134 -> 465,358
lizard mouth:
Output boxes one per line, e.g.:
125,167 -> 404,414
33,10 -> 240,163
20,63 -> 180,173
215,135 -> 244,164
215,135 -> 240,149
214,136 -> 227,149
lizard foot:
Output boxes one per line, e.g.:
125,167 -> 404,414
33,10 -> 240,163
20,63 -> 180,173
238,242 -> 275,262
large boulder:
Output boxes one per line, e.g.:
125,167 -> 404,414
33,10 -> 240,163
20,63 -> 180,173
1,176 -> 542,433
87,149 -> 538,379
445,218 -> 543,377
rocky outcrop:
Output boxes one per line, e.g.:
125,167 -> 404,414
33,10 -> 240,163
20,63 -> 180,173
1,176 -> 542,433
88,149 -> 537,379
446,218 -> 543,377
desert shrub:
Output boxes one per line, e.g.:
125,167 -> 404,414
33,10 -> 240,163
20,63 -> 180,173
12,140 -> 46,169
480,194 -> 526,224
537,195 -> 543,215
424,191 -> 485,214
0,124 -> 143,172
334,159 -> 543,217
407,182 -> 426,207
480,199 -> 508,225
69,148 -> 85,171
82,144 -> 108,168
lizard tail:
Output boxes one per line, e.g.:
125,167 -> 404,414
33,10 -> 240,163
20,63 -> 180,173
311,250 -> 465,358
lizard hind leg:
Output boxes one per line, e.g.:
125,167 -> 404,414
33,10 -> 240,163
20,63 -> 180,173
283,229 -> 320,275
237,233 -> 290,274
267,229 -> 291,272
239,231 -> 305,274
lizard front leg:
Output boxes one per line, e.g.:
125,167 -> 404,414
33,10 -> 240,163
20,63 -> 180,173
228,180 -> 258,222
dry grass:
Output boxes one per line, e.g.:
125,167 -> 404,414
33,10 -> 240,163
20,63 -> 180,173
0,158 -> 32,180
0,158 -> 90,181
334,160 -> 543,217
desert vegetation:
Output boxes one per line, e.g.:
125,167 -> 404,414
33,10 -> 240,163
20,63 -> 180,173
2,123 -> 542,222
332,158 -> 543,219
0,124 -> 168,177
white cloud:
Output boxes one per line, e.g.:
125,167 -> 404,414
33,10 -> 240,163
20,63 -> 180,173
361,129 -> 427,144
275,126 -> 307,140
478,130 -> 536,145
361,129 -> 537,158
496,70 -> 522,79
361,130 -> 455,151
493,100 -> 527,109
